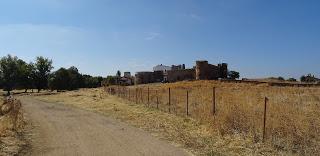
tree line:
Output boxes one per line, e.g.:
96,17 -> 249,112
268,74 -> 319,83
0,55 -> 103,95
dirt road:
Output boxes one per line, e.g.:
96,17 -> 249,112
21,97 -> 191,156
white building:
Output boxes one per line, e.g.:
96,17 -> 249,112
153,64 -> 171,72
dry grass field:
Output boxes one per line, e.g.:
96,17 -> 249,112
108,80 -> 320,155
0,96 -> 26,155
33,81 -> 318,156
33,88 -> 285,156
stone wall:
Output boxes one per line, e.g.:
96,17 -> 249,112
135,71 -> 164,84
166,69 -> 195,83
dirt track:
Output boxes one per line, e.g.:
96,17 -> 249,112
21,97 -> 191,156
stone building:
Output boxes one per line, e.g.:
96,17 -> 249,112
135,71 -> 164,84
135,60 -> 228,84
195,61 -> 228,80
171,64 -> 185,70
165,69 -> 195,82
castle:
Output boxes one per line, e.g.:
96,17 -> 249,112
134,60 -> 228,85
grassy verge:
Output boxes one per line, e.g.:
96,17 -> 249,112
33,88 -> 291,156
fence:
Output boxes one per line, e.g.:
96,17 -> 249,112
105,85 -> 275,141
105,84 -> 320,152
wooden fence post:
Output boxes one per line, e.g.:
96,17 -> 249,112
121,87 -> 123,98
148,87 -> 150,107
122,87 -> 124,98
168,88 -> 171,113
135,88 -> 138,104
263,97 -> 268,142
141,88 -> 143,104
212,87 -> 216,116
118,86 -> 120,97
128,88 -> 130,101
156,90 -> 159,109
186,90 -> 189,116
123,87 -> 125,98
117,86 -> 119,97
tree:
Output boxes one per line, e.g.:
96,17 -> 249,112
287,78 -> 297,82
81,75 -> 103,88
300,74 -> 318,83
102,76 -> 116,86
278,77 -> 285,81
68,66 -> 83,90
228,71 -> 240,80
48,68 -> 70,91
34,56 -> 53,92
29,63 -> 37,92
116,70 -> 121,77
0,55 -> 20,95
0,76 -> 3,89
115,70 -> 122,85
16,60 -> 34,92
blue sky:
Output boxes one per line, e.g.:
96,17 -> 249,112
0,0 -> 319,79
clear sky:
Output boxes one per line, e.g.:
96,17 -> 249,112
0,0 -> 319,79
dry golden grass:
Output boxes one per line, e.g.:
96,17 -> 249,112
110,80 -> 320,155
34,88 -> 297,156
0,96 -> 26,156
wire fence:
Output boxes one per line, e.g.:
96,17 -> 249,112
105,84 -> 320,148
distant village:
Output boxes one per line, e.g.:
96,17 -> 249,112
116,60 -> 230,86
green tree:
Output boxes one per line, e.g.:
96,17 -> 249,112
68,66 -> 84,90
116,70 -> 121,77
17,60 -> 35,92
0,76 -> 3,89
228,71 -> 240,80
34,56 -> 53,92
0,55 -> 20,95
102,76 -> 116,86
287,78 -> 297,82
116,70 -> 121,85
81,75 -> 103,88
48,68 -> 70,91
278,77 -> 285,81
300,75 -> 306,82
300,74 -> 318,83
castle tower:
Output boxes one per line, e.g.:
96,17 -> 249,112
196,60 -> 208,80
219,63 -> 228,78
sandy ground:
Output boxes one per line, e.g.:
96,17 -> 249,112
20,97 -> 191,156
